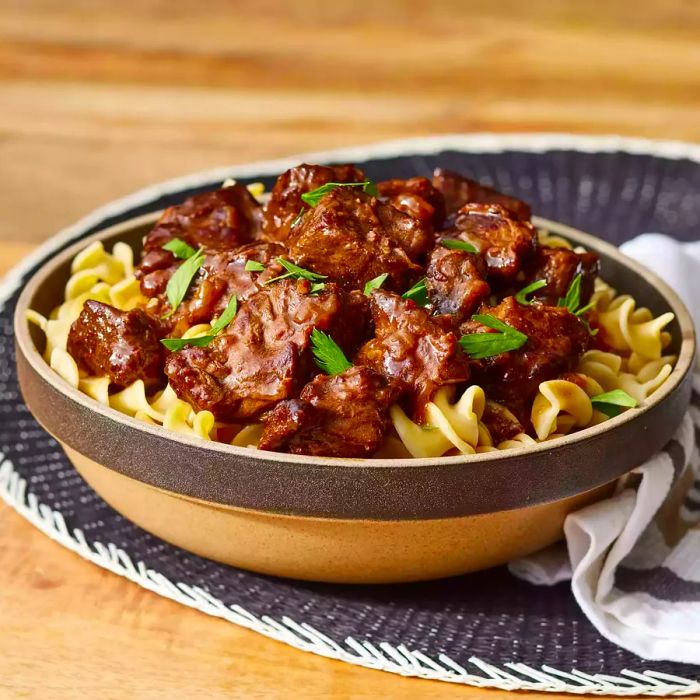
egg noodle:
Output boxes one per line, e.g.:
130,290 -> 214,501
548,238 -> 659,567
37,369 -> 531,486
27,193 -> 676,458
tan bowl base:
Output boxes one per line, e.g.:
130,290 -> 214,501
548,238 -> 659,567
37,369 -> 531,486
64,445 -> 613,584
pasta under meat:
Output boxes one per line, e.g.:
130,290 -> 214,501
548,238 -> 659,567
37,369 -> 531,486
27,169 -> 677,459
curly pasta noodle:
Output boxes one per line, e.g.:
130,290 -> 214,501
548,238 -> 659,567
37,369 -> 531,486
28,242 -> 216,442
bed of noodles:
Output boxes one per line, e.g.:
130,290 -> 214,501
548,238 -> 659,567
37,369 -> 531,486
26,185 -> 677,459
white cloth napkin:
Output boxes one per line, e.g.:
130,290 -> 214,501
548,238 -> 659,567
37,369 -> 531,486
509,234 -> 700,665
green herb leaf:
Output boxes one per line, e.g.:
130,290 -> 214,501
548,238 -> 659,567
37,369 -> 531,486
244,260 -> 265,272
591,389 -> 637,418
557,274 -> 597,335
515,279 -> 548,306
363,273 -> 389,296
161,335 -> 215,351
310,282 -> 326,294
264,257 -> 327,286
402,277 -> 429,307
441,239 -> 478,253
210,295 -> 238,334
310,328 -> 352,376
291,207 -> 305,228
558,274 -> 582,313
162,238 -> 197,260
161,294 -> 238,351
300,181 -> 377,208
165,249 -> 205,313
459,314 -> 528,359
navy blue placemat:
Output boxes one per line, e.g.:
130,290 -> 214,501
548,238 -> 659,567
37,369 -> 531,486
3,136 -> 699,694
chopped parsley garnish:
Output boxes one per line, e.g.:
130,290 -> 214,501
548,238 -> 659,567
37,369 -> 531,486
459,314 -> 528,359
402,277 -> 429,307
441,239 -> 478,253
310,328 -> 352,375
164,248 -> 205,314
244,260 -> 266,272
163,238 -> 197,260
558,274 -> 594,315
264,257 -> 327,286
558,274 -> 598,335
300,180 -> 377,208
515,279 -> 547,306
363,273 -> 389,296
591,389 -> 638,418
161,295 -> 238,351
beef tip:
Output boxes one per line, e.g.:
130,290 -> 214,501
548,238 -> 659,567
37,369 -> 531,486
459,296 -> 590,421
355,290 -> 469,419
259,366 -> 397,457
135,185 -> 263,297
432,168 -> 531,222
262,163 -> 366,241
167,242 -> 286,335
480,401 -> 524,445
529,247 -> 600,305
450,203 -> 537,282
287,188 -> 424,291
67,300 -> 165,388
377,177 -> 446,228
425,244 -> 491,322
165,280 -> 365,421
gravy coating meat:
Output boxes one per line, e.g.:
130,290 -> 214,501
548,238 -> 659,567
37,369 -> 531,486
377,177 -> 446,228
425,244 -> 490,322
529,246 -> 600,305
165,280 -> 367,421
67,300 -> 165,388
287,188 -> 424,290
262,163 -> 366,241
432,167 -> 531,222
355,290 -> 469,419
460,297 -> 590,420
480,401 -> 524,445
259,366 -> 397,457
450,203 -> 537,282
167,242 -> 286,335
135,185 -> 263,297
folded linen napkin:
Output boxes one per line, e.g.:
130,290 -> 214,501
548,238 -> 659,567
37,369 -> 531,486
509,235 -> 700,665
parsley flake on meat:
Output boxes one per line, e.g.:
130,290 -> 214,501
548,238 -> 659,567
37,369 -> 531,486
459,314 -> 528,359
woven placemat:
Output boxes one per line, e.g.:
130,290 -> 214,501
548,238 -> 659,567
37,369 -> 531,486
3,135 -> 700,695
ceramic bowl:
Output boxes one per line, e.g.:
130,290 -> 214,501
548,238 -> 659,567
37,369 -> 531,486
14,214 -> 696,583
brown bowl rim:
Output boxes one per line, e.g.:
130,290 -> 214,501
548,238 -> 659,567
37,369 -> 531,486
13,213 -> 697,519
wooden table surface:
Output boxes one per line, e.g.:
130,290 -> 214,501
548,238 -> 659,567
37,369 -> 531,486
2,2 -> 700,697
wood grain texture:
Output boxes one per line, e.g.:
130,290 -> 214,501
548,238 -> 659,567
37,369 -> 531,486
2,2 -> 700,696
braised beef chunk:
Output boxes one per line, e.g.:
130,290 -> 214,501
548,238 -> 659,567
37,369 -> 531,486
480,401 -> 524,445
165,281 -> 364,421
287,188 -> 423,291
529,247 -> 600,305
259,366 -> 396,457
459,297 -> 590,420
135,185 -> 263,297
377,177 -> 446,228
432,168 -> 531,222
262,163 -> 366,241
67,301 -> 164,388
167,242 -> 286,335
355,290 -> 469,419
451,203 -> 537,282
426,245 -> 490,322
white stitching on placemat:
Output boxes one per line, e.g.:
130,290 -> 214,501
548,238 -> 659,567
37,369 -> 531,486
3,134 -> 700,695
